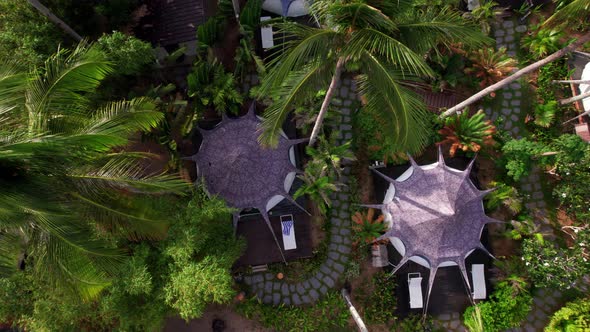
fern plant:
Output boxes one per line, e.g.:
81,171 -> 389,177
438,110 -> 496,156
521,27 -> 563,58
484,181 -> 523,214
533,100 -> 558,128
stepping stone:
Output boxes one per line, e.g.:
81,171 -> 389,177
510,82 -> 521,89
516,25 -> 527,33
505,35 -> 515,42
503,92 -> 513,99
511,100 -> 521,106
511,114 -> 519,121
273,293 -> 281,305
495,29 -> 505,37
502,108 -> 511,115
503,20 -> 514,28
507,50 -> 517,56
504,122 -> 513,130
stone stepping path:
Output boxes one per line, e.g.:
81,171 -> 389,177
242,77 -> 357,305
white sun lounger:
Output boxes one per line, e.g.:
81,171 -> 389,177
260,16 -> 274,49
408,272 -> 423,309
280,215 -> 296,250
472,264 -> 486,300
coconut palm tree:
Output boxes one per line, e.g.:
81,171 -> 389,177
0,43 -> 187,298
256,0 -> 490,150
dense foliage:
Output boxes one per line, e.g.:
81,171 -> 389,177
96,31 -> 154,76
546,297 -> 590,332
463,280 -> 532,332
237,292 -> 350,332
0,0 -> 63,66
522,229 -> 590,289
0,190 -> 244,330
357,272 -> 398,325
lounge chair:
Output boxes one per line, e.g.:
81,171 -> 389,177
260,16 -> 274,49
280,214 -> 296,250
408,272 -> 423,309
472,264 -> 486,300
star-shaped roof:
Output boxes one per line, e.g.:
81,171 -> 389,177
369,148 -> 502,313
186,103 -> 307,262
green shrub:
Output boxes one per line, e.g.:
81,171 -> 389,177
546,297 -> 590,332
395,314 -> 439,332
0,0 -> 63,67
500,138 -> 547,181
522,230 -> 590,289
361,272 -> 398,325
463,281 -> 532,332
96,31 -> 154,76
237,292 -> 350,332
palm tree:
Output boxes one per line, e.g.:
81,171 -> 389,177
0,43 -> 187,298
441,0 -> 590,118
256,0 -> 490,149
465,47 -> 518,89
437,110 -> 496,156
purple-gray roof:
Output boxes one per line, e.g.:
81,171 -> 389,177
187,104 -> 307,262
371,148 -> 501,313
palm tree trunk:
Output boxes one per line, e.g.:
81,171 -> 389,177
308,57 -> 346,146
552,79 -> 590,84
440,32 -> 590,118
559,90 -> 590,105
27,0 -> 82,42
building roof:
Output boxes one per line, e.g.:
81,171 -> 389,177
370,148 -> 500,313
186,104 -> 307,261
151,0 -> 206,46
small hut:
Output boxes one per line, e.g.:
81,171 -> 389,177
186,104 -> 307,261
369,148 -> 502,313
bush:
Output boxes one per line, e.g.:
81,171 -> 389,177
463,281 -> 532,332
357,271 -> 398,325
522,230 -> 590,289
546,297 -> 590,332
0,0 -> 63,66
237,292 -> 350,332
96,31 -> 154,76
500,138 -> 547,181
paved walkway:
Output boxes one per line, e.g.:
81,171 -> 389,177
242,77 -> 357,305
436,17 -> 569,332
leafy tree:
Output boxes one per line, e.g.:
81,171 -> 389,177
96,31 -> 154,76
463,280 -> 532,332
438,109 -> 496,156
546,297 -> 590,332
0,0 -> 63,67
256,0 -> 490,148
0,43 -> 187,298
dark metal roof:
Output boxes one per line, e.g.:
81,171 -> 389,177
151,0 -> 205,46
370,148 -> 501,313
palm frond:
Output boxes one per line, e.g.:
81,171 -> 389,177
81,98 -> 163,138
26,42 -> 112,133
259,60 -> 334,146
327,1 -> 397,32
357,53 -> 429,154
69,152 -> 188,194
73,192 -> 170,241
256,23 -> 340,98
544,0 -> 590,27
397,6 -> 492,55
344,28 -> 433,77
0,63 -> 27,120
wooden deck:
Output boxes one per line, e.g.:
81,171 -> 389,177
233,197 -> 313,267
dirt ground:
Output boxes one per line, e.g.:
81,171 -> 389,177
163,304 -> 273,332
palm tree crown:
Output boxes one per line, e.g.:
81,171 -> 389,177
257,0 -> 490,152
0,43 -> 187,298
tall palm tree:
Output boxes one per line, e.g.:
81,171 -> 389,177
256,0 -> 490,149
0,43 -> 187,298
